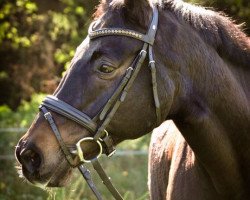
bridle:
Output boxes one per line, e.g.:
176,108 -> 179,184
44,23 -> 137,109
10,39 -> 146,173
40,5 -> 159,200
39,5 -> 160,200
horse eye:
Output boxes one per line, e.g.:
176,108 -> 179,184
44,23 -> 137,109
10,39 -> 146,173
98,65 -> 115,73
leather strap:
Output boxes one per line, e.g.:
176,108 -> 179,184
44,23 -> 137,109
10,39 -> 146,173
91,158 -> 123,200
149,45 -> 161,125
93,43 -> 148,141
99,66 -> 134,121
42,96 -> 97,132
78,165 -> 103,200
40,106 -> 76,166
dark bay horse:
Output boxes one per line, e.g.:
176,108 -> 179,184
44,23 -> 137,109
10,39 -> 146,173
15,0 -> 250,199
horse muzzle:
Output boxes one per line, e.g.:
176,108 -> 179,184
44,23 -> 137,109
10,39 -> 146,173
15,138 -> 45,184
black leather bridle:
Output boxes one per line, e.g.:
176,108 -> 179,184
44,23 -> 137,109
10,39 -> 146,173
39,5 -> 160,200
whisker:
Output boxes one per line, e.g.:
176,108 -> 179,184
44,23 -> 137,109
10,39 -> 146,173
15,165 -> 22,169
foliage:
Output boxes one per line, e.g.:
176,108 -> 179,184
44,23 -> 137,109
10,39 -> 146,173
0,0 -> 96,109
0,93 -> 45,128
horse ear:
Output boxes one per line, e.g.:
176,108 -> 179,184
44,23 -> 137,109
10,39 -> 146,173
112,0 -> 152,29
124,0 -> 152,28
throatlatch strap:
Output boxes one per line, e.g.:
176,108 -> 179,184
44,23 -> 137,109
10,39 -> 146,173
148,45 -> 161,125
91,158 -> 123,200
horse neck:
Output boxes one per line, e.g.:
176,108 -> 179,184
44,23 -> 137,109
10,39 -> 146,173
156,13 -> 250,197
168,64 -> 248,199
170,38 -> 250,198
226,61 -> 250,100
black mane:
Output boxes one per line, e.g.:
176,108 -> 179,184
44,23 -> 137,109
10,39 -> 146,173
163,0 -> 250,67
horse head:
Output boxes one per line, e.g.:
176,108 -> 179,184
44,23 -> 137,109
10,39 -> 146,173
15,0 -> 176,187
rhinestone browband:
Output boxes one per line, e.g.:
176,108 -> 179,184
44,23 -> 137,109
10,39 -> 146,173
88,21 -> 152,44
90,28 -> 143,39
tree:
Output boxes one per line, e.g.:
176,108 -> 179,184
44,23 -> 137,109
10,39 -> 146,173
0,0 -> 97,109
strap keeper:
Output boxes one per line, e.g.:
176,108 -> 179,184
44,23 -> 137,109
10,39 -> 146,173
102,134 -> 116,157
44,112 -> 52,120
140,50 -> 147,57
120,91 -> 128,102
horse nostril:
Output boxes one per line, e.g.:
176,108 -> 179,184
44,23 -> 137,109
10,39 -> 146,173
19,148 -> 42,174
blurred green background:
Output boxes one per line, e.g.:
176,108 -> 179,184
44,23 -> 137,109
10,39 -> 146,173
0,0 -> 249,199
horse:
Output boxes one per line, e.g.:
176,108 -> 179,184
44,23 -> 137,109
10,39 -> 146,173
15,0 -> 250,199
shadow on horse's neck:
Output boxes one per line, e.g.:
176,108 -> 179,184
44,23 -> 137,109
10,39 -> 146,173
156,2 -> 250,198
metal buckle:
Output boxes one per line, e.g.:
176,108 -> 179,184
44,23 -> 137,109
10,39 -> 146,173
44,112 -> 52,120
76,137 -> 103,163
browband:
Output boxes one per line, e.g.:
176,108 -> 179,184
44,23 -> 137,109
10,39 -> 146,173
88,6 -> 158,45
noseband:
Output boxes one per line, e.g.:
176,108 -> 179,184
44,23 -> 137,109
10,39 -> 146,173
39,5 -> 159,200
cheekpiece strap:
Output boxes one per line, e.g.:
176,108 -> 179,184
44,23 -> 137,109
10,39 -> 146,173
39,106 -> 76,166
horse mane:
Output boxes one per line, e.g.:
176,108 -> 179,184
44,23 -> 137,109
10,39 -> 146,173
93,1 -> 107,20
162,0 -> 250,68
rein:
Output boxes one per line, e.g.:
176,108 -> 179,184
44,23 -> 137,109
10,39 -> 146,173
39,5 -> 159,200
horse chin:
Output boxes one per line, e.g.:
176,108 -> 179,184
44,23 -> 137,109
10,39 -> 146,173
46,172 -> 72,187
45,165 -> 73,187
19,161 -> 73,188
